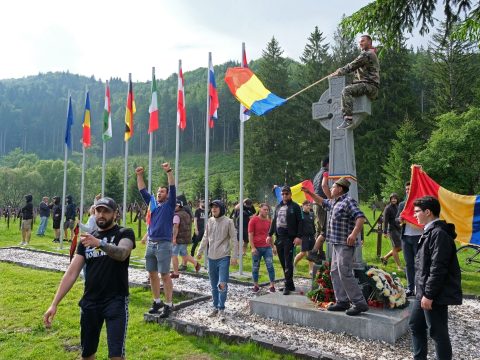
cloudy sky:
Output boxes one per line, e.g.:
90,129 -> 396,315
1,0 -> 428,82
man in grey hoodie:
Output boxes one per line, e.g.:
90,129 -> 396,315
197,200 -> 237,321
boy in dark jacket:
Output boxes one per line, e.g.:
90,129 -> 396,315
409,196 -> 462,360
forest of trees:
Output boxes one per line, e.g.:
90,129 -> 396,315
1,19 -> 479,207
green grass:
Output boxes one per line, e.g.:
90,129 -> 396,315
0,262 -> 297,360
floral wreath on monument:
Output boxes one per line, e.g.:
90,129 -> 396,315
307,263 -> 408,309
365,267 -> 409,309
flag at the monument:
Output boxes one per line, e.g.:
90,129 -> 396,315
82,91 -> 91,148
177,65 -> 186,130
239,46 -> 250,122
225,67 -> 286,116
103,81 -> 112,141
124,78 -> 136,141
65,95 -> 74,149
148,73 -> 159,133
208,59 -> 219,128
145,194 -> 157,226
401,165 -> 480,245
274,180 -> 314,205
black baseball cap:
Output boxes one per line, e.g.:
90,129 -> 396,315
94,197 -> 117,212
281,185 -> 291,194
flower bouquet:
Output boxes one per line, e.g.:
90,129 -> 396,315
307,262 -> 335,309
365,267 -> 408,309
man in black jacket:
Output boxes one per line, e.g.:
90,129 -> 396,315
409,196 -> 462,360
267,185 -> 303,295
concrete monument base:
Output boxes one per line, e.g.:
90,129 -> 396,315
250,293 -> 412,344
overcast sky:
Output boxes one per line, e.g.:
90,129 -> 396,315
2,0 -> 430,82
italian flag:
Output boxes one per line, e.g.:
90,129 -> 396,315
148,72 -> 159,133
102,81 -> 112,141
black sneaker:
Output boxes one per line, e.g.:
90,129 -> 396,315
337,118 -> 354,129
345,304 -> 369,316
159,304 -> 171,318
148,300 -> 164,314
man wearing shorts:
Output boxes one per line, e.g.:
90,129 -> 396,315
171,199 -> 201,277
136,162 -> 175,318
44,197 -> 136,360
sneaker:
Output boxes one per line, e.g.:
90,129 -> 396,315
218,309 -> 226,322
170,273 -> 180,279
148,300 -> 165,314
208,309 -> 219,318
337,118 -> 354,129
178,264 -> 187,271
252,285 -> 260,293
405,289 -> 415,297
269,286 -> 276,293
159,304 -> 171,318
327,303 -> 350,312
345,304 -> 369,316
194,262 -> 201,273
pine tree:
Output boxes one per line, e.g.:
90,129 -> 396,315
211,176 -> 225,201
331,17 -> 359,70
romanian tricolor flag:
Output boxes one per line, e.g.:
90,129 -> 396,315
208,58 -> 219,128
124,77 -> 136,141
148,71 -> 159,134
239,45 -> 250,123
177,62 -> 186,130
274,180 -> 315,205
145,194 -> 158,226
82,91 -> 91,148
401,165 -> 480,245
225,67 -> 286,116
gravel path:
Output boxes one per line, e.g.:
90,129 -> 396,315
1,247 -> 479,360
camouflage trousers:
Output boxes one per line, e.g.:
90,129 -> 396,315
341,82 -> 378,117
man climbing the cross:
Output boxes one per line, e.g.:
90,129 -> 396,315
331,34 -> 380,130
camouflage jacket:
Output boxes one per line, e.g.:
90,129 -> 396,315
338,49 -> 380,86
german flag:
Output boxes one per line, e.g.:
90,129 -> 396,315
124,77 -> 136,141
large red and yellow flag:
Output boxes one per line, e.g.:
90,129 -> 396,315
402,165 -> 480,245
124,77 -> 136,141
82,91 -> 91,148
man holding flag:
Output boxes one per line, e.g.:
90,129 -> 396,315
136,163 -> 176,318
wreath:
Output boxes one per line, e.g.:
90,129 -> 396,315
307,262 -> 335,309
365,267 -> 408,309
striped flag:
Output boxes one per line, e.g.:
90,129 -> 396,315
82,91 -> 91,148
240,46 -> 250,122
103,81 -> 112,141
148,72 -> 159,133
65,95 -> 74,149
177,64 -> 186,130
208,58 -> 219,128
124,77 -> 136,141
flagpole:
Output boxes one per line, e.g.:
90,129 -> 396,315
148,67 -> 155,194
175,60 -> 181,191
102,141 -> 106,196
238,42 -> 246,275
79,86 -> 87,224
122,73 -> 131,226
286,74 -> 331,101
59,92 -> 70,250
204,53 -> 211,266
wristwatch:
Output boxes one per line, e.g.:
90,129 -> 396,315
99,238 -> 108,249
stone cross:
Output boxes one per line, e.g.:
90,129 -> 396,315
312,76 -> 371,268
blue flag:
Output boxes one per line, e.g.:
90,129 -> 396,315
65,95 -> 74,149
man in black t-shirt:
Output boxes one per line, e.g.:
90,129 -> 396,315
44,197 -> 136,360
190,200 -> 205,257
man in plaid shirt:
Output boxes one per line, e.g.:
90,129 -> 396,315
303,177 -> 368,316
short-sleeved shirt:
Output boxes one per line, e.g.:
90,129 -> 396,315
323,194 -> 365,245
194,208 -> 205,233
77,225 -> 136,301
276,204 -> 288,229
140,186 -> 176,242
248,215 -> 271,248
173,214 -> 180,225
313,167 -> 329,198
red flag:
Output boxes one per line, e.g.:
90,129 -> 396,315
208,59 -> 219,128
82,91 -> 92,147
69,224 -> 79,262
177,64 -> 186,130
124,77 -> 136,141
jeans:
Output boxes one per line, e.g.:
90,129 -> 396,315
331,244 -> 367,307
409,299 -> 452,360
208,256 -> 230,310
37,216 -> 48,235
276,234 -> 295,289
402,235 -> 420,292
252,247 -> 275,283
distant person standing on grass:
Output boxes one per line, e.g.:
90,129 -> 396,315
20,194 -> 33,246
43,197 -> 136,360
51,196 -> 62,243
36,196 -> 50,236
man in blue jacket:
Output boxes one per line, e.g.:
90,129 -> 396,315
136,162 -> 176,318
409,196 -> 462,360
